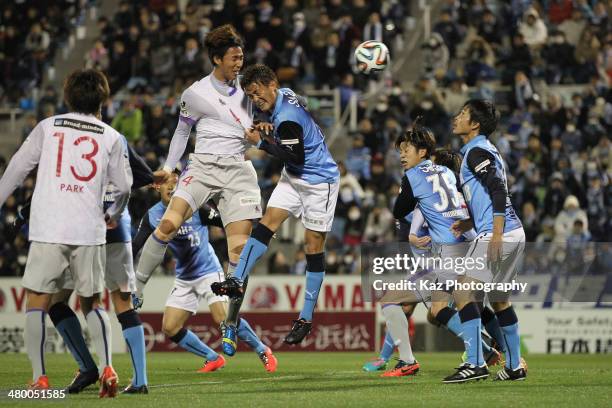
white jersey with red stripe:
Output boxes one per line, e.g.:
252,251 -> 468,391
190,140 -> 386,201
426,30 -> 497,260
0,112 -> 132,245
182,74 -> 253,155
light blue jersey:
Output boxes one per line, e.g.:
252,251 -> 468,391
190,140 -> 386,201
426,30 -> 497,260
459,135 -> 522,235
271,88 -> 339,184
405,160 -> 469,244
147,202 -> 221,280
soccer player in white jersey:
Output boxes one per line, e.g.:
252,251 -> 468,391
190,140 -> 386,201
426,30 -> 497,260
135,24 -> 261,332
0,69 -> 132,390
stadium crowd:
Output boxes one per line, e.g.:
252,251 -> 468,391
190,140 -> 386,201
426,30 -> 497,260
0,0 -> 610,278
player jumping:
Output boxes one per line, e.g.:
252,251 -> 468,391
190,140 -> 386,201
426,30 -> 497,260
135,24 -> 262,351
0,69 -> 132,390
212,64 -> 339,352
444,99 -> 526,383
132,173 -> 277,373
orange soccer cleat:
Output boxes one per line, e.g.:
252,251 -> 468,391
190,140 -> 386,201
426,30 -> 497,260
29,375 -> 50,389
381,360 -> 420,377
259,348 -> 278,373
99,366 -> 118,398
197,355 -> 226,373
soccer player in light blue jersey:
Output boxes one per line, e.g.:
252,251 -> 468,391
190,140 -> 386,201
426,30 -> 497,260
212,64 -> 340,352
445,99 -> 527,383
132,174 -> 277,373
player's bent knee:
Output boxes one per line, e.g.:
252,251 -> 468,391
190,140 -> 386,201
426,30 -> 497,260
157,219 -> 178,241
162,319 -> 181,337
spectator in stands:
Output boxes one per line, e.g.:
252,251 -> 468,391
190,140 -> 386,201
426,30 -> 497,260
554,195 -> 589,243
542,30 -> 577,84
111,97 -> 143,143
434,8 -> 463,57
422,33 -> 449,75
559,9 -> 587,47
545,171 -> 569,217
85,39 -> 110,71
363,12 -> 384,42
464,36 -> 496,85
547,0 -> 574,25
477,8 -> 503,49
519,8 -> 548,49
363,197 -> 394,242
575,28 -> 602,83
346,134 -> 371,182
512,70 -> 537,110
502,33 -> 533,84
176,37 -> 209,83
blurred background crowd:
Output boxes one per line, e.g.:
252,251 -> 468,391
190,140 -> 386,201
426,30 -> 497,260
0,0 -> 610,277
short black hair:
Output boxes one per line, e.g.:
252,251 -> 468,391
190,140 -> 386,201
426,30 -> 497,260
433,148 -> 462,173
204,24 -> 243,65
394,118 -> 436,159
241,64 -> 278,89
63,69 -> 110,115
462,99 -> 498,136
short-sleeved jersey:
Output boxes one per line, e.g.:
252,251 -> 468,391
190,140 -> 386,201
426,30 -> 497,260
405,160 -> 469,244
270,88 -> 339,184
178,74 -> 254,156
459,135 -> 522,234
19,113 -> 131,245
147,202 -> 221,280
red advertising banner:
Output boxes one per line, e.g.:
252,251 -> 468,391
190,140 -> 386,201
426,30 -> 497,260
139,312 -> 376,352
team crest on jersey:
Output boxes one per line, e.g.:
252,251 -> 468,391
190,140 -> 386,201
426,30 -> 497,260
180,100 -> 188,116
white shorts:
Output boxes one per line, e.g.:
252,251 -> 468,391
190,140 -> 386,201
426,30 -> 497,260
431,242 -> 470,286
104,243 -> 136,292
174,154 -> 262,226
22,242 -> 105,297
267,170 -> 339,232
165,272 -> 227,314
60,242 -> 136,293
464,228 -> 526,284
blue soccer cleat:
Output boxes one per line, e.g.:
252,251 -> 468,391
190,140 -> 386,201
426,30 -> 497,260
222,324 -> 238,356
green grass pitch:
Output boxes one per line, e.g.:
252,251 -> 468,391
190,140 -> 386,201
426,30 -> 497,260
1,352 -> 611,407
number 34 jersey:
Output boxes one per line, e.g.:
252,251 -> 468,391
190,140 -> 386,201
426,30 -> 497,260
146,202 -> 222,281
5,113 -> 133,246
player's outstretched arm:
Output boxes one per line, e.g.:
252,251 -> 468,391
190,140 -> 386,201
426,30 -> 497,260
0,123 -> 44,208
105,137 -> 133,222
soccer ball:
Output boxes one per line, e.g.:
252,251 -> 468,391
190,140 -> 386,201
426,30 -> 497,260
354,41 -> 390,75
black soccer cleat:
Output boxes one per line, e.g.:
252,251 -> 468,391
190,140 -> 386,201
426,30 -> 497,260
66,369 -> 99,394
443,363 -> 489,383
284,318 -> 312,345
494,366 -> 527,381
211,277 -> 244,298
121,383 -> 149,394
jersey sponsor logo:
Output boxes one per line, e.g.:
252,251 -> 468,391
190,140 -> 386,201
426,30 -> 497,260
239,196 -> 259,206
54,118 -> 104,134
474,159 -> 490,174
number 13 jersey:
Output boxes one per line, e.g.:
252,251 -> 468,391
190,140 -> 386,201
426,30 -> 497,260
24,113 -> 131,245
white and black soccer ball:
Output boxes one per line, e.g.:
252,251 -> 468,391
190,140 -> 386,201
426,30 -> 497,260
354,41 -> 390,75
